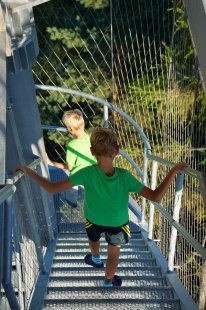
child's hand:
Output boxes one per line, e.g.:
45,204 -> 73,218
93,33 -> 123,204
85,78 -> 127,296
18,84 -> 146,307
172,162 -> 190,173
16,165 -> 27,173
46,153 -> 52,165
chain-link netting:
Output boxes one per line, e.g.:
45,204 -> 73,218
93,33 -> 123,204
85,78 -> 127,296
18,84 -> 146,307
0,172 -> 51,310
32,0 -> 206,306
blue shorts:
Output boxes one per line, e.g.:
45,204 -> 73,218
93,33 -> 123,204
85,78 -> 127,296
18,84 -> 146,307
85,219 -> 131,246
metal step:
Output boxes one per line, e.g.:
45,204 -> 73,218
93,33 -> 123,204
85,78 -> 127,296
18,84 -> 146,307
50,266 -> 162,277
43,231 -> 182,310
57,234 -> 144,244
58,223 -> 141,234
56,238 -> 144,245
57,232 -> 142,240
47,275 -> 168,287
52,258 -> 158,268
44,298 -> 182,310
46,286 -> 175,300
53,250 -> 152,259
55,244 -> 148,252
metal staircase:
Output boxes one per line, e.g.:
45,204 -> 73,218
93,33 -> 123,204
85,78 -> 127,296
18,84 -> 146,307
25,159 -> 200,310
0,1 -> 206,309
42,221 -> 183,310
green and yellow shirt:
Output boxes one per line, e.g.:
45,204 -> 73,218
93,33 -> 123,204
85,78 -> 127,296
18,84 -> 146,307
70,165 -> 144,227
66,133 -> 96,175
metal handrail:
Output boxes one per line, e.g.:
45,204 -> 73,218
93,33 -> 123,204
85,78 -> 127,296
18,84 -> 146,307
36,85 -> 150,221
6,157 -> 41,185
41,125 -> 68,132
147,155 -> 206,266
35,84 -> 152,152
153,201 -> 206,259
6,157 -> 48,274
0,184 -> 16,205
147,153 -> 200,179
41,125 -> 144,179
36,85 -> 206,264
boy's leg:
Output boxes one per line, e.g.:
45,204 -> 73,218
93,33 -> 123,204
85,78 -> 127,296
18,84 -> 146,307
103,222 -> 130,287
84,220 -> 104,268
105,244 -> 121,279
88,239 -> 100,256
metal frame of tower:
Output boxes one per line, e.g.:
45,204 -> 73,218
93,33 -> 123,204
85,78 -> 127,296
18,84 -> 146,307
182,0 -> 206,94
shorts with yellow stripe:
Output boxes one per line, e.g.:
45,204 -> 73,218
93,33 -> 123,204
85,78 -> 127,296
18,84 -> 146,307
85,219 -> 131,246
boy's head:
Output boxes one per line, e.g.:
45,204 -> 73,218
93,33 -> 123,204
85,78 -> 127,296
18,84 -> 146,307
90,127 -> 119,157
62,109 -> 84,131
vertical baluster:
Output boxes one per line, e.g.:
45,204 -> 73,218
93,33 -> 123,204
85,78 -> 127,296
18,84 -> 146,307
168,172 -> 184,272
148,160 -> 158,240
141,147 -> 148,223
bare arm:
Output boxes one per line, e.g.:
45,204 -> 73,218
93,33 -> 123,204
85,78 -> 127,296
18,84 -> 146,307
139,162 -> 189,203
16,165 -> 74,194
46,153 -> 73,170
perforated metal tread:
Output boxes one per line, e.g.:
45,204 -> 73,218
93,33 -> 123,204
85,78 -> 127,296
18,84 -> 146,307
52,258 -> 157,268
55,243 -> 148,251
44,299 -> 182,310
56,238 -> 144,244
57,232 -> 142,240
53,251 -> 153,259
46,286 -> 175,299
44,232 -> 182,309
56,243 -> 146,250
58,222 -> 141,234
50,266 -> 162,277
47,276 -> 168,287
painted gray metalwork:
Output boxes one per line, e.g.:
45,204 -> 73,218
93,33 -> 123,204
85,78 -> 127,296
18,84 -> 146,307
148,160 -> 158,240
35,84 -> 152,153
7,107 -> 54,241
148,154 -> 200,179
168,172 -> 185,272
141,147 -> 148,223
36,84 -> 151,222
153,201 -> 206,259
41,125 -> 144,178
6,158 -> 48,273
2,195 -> 20,310
0,185 -> 16,205
0,3 -> 7,184
182,0 -> 206,93
103,105 -> 109,128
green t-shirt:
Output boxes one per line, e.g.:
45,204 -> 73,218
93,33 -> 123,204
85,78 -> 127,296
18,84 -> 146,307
70,165 -> 144,227
66,133 -> 96,175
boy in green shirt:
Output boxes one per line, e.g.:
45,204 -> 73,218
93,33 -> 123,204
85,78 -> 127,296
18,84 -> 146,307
47,109 -> 96,174
16,128 -> 189,287
47,109 -> 96,206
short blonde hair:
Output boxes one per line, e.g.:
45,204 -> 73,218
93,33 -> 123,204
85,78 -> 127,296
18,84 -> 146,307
62,109 -> 84,130
90,127 -> 118,156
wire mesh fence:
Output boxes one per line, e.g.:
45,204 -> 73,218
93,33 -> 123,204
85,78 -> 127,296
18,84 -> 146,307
0,172 -> 51,310
33,0 -> 206,306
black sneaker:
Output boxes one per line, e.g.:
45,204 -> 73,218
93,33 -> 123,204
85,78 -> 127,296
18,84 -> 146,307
84,253 -> 104,268
112,275 -> 122,287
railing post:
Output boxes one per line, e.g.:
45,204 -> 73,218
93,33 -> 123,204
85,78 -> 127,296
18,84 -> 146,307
2,195 -> 21,310
0,185 -> 16,301
148,160 -> 158,240
13,206 -> 25,310
168,172 -> 185,272
103,105 -> 109,128
0,202 -> 4,300
141,147 -> 148,222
